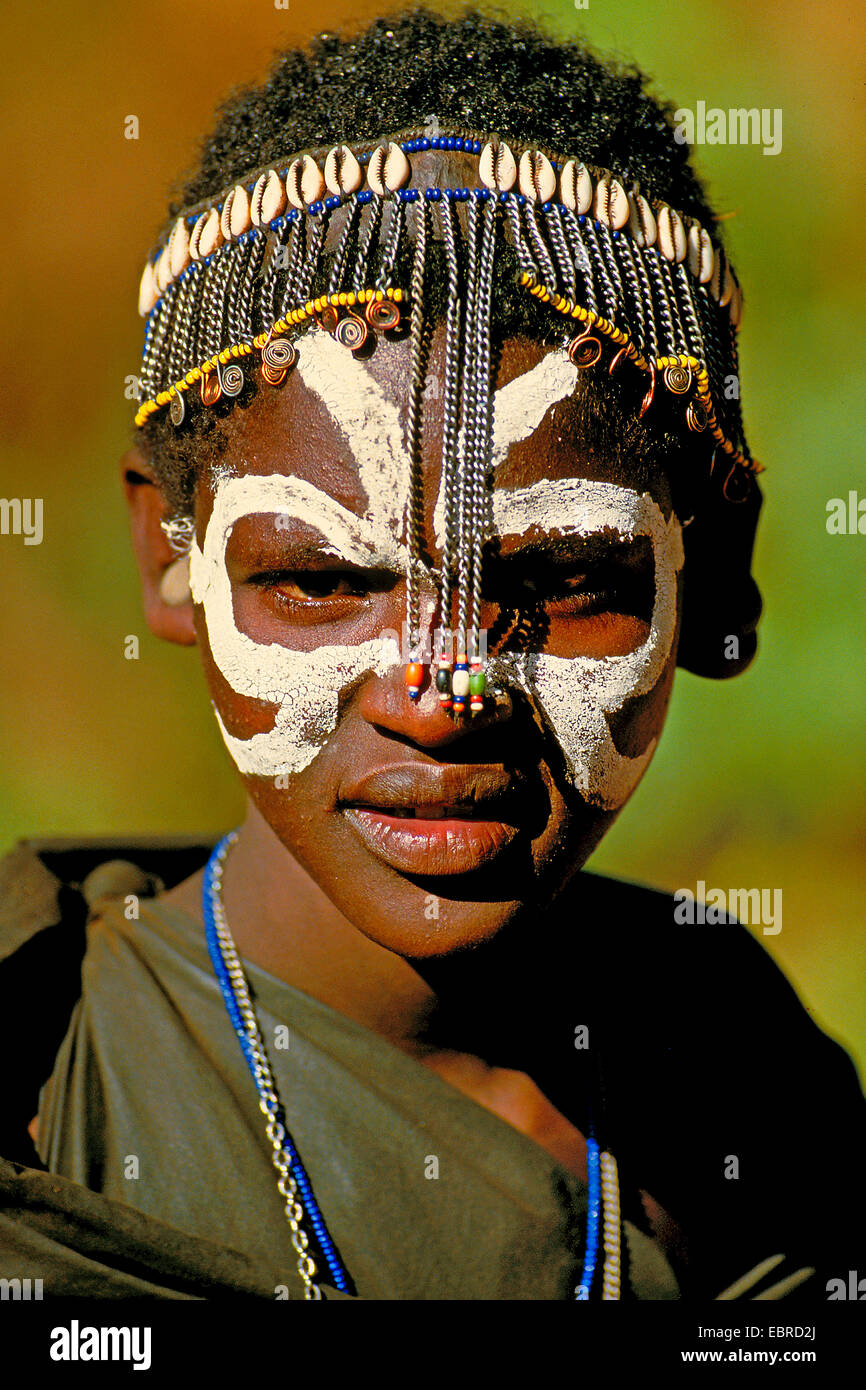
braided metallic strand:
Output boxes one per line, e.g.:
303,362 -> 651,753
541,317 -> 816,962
644,249 -> 680,359
559,208 -> 599,316
202,245 -> 237,366
622,237 -> 658,360
375,197 -> 405,292
437,197 -> 464,653
294,209 -> 330,307
582,219 -> 619,324
352,194 -> 383,293
468,195 -> 497,654
278,214 -> 307,318
523,199 -> 557,291
327,196 -> 362,296
405,199 -> 429,653
595,224 -> 628,331
235,233 -> 267,346
456,196 -> 481,648
141,285 -> 175,398
165,264 -> 200,391
504,194 -> 538,279
654,253 -> 689,355
546,205 -> 578,305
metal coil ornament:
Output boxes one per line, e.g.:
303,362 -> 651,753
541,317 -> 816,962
686,399 -> 709,433
334,313 -> 368,351
221,363 -> 244,398
639,363 -> 656,418
200,372 -> 222,406
664,363 -> 692,395
260,337 -> 297,386
169,391 -> 186,427
317,305 -> 340,334
365,298 -> 401,331
568,331 -> 602,369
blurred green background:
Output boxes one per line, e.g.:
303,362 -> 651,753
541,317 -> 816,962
1,0 -> 863,1077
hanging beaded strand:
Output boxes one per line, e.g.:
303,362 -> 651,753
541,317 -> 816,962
404,199 -> 430,703
433,195 -> 465,712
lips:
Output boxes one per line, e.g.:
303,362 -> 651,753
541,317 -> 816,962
338,763 -> 523,875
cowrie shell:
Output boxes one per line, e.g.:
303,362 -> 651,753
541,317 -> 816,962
687,224 -> 714,283
657,205 -> 687,263
155,243 -> 173,293
478,140 -> 517,192
286,159 -> 304,210
324,144 -> 363,195
729,278 -> 743,327
627,192 -> 657,248
251,170 -> 287,226
720,259 -> 735,307
197,207 -> 224,258
168,217 -> 190,278
367,141 -> 411,195
593,175 -> 629,229
220,185 -> 252,241
560,160 -> 593,214
138,260 -> 157,316
300,156 -> 325,205
518,149 -> 556,203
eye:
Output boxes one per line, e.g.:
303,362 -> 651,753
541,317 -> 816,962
489,553 -> 654,623
263,570 -> 370,602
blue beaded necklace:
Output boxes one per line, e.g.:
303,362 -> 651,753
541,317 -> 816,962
202,830 -> 621,1299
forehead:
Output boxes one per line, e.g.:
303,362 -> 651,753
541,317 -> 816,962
198,325 -> 671,529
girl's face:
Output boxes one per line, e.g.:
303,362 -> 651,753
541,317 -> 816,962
189,325 -> 684,958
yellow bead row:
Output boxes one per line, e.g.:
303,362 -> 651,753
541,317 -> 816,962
521,273 -> 757,474
134,286 -> 404,427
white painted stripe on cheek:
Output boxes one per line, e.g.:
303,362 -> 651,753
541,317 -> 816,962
488,478 -> 684,809
189,473 -> 403,776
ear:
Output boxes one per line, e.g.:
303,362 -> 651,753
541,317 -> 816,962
677,476 -> 763,679
121,446 -> 197,646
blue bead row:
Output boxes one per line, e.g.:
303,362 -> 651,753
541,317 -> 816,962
203,834 -> 351,1294
575,1137 -> 602,1299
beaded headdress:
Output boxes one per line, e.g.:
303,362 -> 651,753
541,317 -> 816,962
136,125 -> 758,717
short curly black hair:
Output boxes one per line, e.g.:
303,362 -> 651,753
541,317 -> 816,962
136,4 -> 728,522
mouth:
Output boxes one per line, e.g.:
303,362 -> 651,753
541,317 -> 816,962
340,805 -> 520,876
338,764 -> 524,876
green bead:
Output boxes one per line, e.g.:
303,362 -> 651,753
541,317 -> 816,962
469,671 -> 486,695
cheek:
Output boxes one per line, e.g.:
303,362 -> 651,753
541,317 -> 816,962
192,600 -> 401,780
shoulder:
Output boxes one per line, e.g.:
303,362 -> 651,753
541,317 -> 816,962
566,870 -> 866,1293
0,835 -> 216,1164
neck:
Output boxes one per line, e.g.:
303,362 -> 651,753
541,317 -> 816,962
219,798 -> 441,1052
207,798 -> 562,1061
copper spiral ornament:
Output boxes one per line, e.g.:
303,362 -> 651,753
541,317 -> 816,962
664,363 -> 692,395
568,331 -> 602,369
334,313 -> 368,351
686,399 -> 708,433
200,372 -> 222,406
221,363 -> 244,398
260,337 -> 297,386
365,298 -> 401,331
317,305 -> 340,334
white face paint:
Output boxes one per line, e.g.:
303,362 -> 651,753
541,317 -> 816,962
189,338 -> 683,807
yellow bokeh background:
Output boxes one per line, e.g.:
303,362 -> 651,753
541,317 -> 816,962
1,0 -> 863,1078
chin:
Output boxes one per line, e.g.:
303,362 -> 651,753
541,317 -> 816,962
251,776 -> 615,959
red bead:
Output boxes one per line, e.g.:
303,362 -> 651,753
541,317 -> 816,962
405,662 -> 423,685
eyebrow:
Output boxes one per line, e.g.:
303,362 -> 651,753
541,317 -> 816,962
492,532 -> 646,564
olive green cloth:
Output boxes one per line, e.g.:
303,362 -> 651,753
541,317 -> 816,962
34,896 -> 678,1301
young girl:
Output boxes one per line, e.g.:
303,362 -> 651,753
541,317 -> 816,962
2,7 -> 863,1302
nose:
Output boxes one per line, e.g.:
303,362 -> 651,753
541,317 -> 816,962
355,584 -> 514,748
